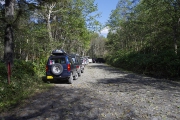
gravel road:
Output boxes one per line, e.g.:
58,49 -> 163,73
1,63 -> 180,120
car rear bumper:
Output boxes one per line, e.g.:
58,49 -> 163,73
46,72 -> 71,80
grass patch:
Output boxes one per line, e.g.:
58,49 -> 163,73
0,59 -> 52,112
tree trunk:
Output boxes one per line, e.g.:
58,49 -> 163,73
45,3 -> 56,50
47,10 -> 53,41
4,0 -> 15,84
4,24 -> 14,65
4,24 -> 14,84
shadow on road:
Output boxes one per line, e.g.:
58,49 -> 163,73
89,63 -> 180,93
1,86 -> 105,120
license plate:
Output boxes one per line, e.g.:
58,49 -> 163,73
47,76 -> 53,79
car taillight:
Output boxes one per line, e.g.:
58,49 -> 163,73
46,65 -> 48,72
67,64 -> 71,71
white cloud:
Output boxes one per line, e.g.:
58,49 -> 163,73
100,26 -> 109,34
99,26 -> 109,37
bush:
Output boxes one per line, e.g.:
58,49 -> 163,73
33,57 -> 47,76
0,59 -> 46,112
105,50 -> 180,79
12,60 -> 35,78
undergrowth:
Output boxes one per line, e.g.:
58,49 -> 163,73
105,50 -> 180,80
0,59 -> 51,112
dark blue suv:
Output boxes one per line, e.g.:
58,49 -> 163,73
46,49 -> 78,84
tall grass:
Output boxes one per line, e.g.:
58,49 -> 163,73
0,59 -> 51,112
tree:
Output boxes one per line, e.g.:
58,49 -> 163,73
4,0 -> 15,84
0,0 -> 101,63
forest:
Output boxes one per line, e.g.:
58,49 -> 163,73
0,0 -> 180,112
106,0 -> 180,79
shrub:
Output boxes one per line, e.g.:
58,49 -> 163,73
105,50 -> 180,79
0,59 -> 46,112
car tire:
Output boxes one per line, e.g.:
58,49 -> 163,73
78,71 -> 81,77
74,72 -> 78,80
68,73 -> 73,84
51,63 -> 63,75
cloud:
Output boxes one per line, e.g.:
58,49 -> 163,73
99,26 -> 109,37
100,27 -> 109,34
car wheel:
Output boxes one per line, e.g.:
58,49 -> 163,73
68,73 -> 73,84
74,72 -> 78,80
51,63 -> 63,75
78,71 -> 81,77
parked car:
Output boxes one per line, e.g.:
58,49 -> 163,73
96,58 -> 105,63
45,49 -> 78,84
81,57 -> 85,65
92,58 -> 96,63
81,57 -> 90,66
84,57 -> 89,65
70,54 -> 84,74
80,57 -> 87,69
88,57 -> 93,63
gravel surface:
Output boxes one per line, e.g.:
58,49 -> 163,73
1,63 -> 180,120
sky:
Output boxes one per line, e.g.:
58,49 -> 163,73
94,0 -> 119,37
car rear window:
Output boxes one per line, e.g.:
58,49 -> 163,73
49,57 -> 66,65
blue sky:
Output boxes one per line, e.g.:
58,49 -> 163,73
94,0 -> 119,37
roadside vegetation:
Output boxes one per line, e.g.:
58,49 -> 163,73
105,0 -> 180,80
0,59 -> 52,112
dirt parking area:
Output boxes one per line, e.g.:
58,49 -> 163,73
1,63 -> 180,120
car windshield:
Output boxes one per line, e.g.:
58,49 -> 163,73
49,57 -> 66,65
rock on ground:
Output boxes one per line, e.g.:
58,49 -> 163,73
1,63 -> 180,120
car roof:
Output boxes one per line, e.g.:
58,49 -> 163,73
51,49 -> 68,56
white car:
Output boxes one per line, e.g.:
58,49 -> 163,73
88,57 -> 92,63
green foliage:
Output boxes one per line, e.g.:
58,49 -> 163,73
0,0 -> 100,59
13,60 -> 35,76
33,57 -> 48,76
105,0 -> 180,80
0,62 -> 7,78
105,50 -> 180,79
0,60 -> 47,112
